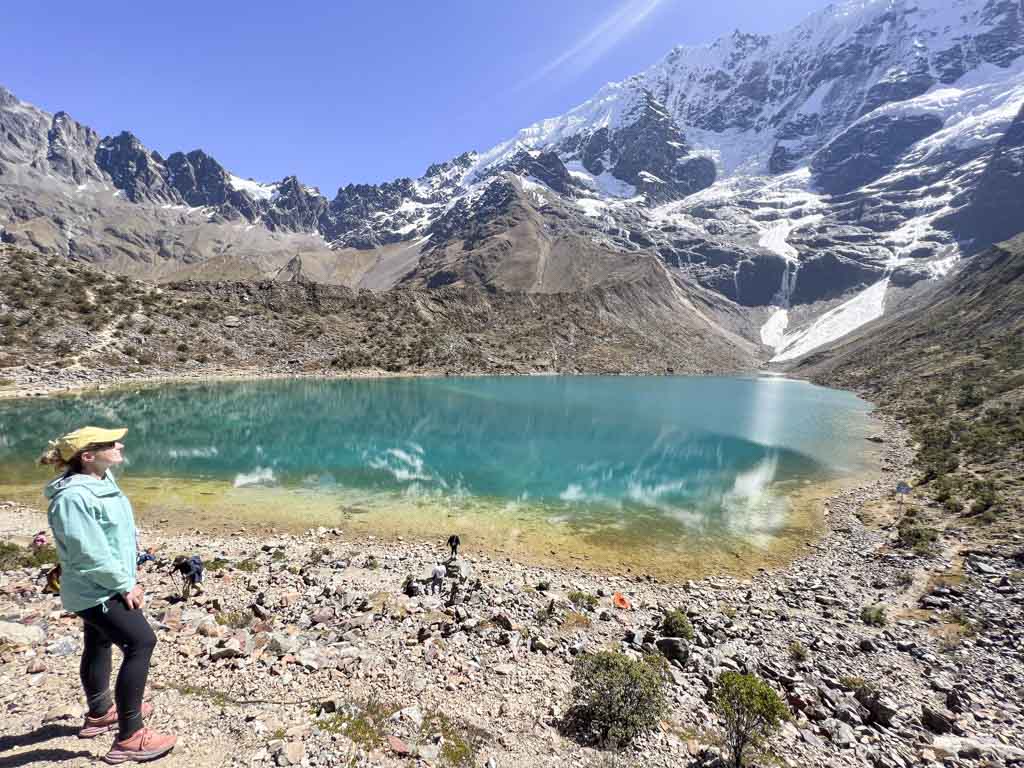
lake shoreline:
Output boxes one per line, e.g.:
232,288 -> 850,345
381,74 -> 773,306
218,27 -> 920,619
2,363 -> 796,401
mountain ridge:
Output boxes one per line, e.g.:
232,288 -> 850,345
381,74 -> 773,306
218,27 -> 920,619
2,0 -> 1023,361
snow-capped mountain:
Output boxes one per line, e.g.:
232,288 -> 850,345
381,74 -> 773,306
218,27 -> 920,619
1,0 -> 1022,360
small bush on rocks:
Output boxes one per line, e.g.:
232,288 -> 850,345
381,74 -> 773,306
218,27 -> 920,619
860,605 -> 887,627
567,651 -> 668,747
568,590 -> 598,611
215,610 -> 252,629
839,675 -> 869,692
661,608 -> 694,640
714,671 -> 789,768
788,641 -> 808,662
0,541 -> 58,570
897,520 -> 938,554
235,558 -> 258,573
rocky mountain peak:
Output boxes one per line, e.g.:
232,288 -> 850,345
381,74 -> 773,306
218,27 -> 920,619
46,110 -> 103,184
96,131 -> 180,205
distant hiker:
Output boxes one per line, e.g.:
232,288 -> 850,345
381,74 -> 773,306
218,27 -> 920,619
136,547 -> 156,568
447,579 -> 460,607
43,564 -> 62,595
430,562 -> 446,595
171,555 -> 204,600
39,426 -> 176,763
447,534 -> 460,560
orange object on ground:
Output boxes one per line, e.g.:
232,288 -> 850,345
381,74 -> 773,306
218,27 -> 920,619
613,592 -> 631,610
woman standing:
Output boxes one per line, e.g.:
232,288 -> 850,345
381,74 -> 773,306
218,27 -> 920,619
40,426 -> 176,764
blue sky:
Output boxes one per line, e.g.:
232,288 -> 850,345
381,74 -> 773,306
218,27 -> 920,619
3,0 -> 827,193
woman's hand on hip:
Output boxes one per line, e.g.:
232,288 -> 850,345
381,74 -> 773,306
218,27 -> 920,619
123,584 -> 145,610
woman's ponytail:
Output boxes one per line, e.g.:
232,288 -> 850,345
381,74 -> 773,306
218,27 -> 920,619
38,443 -> 81,473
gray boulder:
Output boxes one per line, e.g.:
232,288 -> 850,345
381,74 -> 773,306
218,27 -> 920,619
0,620 -> 46,646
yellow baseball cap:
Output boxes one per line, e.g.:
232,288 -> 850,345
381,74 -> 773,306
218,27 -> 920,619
51,426 -> 128,461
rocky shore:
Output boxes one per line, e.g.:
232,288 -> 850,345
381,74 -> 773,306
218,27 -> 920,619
2,416 -> 1023,767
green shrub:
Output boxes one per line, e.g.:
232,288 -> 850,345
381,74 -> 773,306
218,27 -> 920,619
215,610 -> 252,629
838,675 -> 869,692
714,672 -> 789,768
788,641 -> 808,663
860,605 -> 887,627
0,541 -> 24,570
662,608 -> 694,640
0,541 -> 58,570
364,555 -> 379,570
205,557 -> 230,572
568,590 -> 598,612
943,498 -> 965,515
568,651 -> 668,747
235,558 -> 258,572
536,580 -> 551,592
897,520 -> 938,554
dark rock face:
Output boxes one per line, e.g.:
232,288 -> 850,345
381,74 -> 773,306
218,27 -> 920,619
974,0 -> 1024,68
495,149 -> 577,196
790,253 -> 885,305
560,90 -> 716,203
265,176 -> 330,234
735,254 -> 788,307
427,179 -> 519,248
46,112 -> 104,185
938,103 -> 1024,248
165,149 -> 232,207
96,132 -> 181,205
811,114 -> 945,195
861,71 -> 935,115
890,263 -> 933,288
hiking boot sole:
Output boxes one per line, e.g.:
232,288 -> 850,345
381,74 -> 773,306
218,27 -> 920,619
102,743 -> 175,764
79,723 -> 116,738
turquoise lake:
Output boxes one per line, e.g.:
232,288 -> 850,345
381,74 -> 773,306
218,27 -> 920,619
0,376 -> 877,577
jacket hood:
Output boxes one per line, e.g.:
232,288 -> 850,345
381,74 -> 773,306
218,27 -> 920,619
44,472 -> 120,500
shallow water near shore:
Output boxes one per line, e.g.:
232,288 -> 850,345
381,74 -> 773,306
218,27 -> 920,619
0,375 -> 878,578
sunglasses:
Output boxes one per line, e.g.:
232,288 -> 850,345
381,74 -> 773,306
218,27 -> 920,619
84,441 -> 120,452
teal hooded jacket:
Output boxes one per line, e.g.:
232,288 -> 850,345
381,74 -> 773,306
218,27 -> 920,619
45,472 -> 137,613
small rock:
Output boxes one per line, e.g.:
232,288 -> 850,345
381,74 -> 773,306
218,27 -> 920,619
921,705 -> 956,735
388,735 -> 411,755
656,637 -> 689,664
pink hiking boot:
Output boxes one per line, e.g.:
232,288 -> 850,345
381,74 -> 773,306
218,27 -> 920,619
79,702 -> 155,738
102,727 -> 177,764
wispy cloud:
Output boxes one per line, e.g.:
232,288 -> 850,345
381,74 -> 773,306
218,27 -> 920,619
513,0 -> 666,92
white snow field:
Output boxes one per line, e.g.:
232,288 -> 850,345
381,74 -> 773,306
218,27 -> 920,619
771,278 -> 890,362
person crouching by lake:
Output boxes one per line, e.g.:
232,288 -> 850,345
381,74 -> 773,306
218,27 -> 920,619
40,426 -> 177,764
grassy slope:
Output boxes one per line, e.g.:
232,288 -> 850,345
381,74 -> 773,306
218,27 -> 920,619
795,234 -> 1024,544
0,246 -> 757,381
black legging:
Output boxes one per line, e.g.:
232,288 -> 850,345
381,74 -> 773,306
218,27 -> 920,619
77,595 -> 157,739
